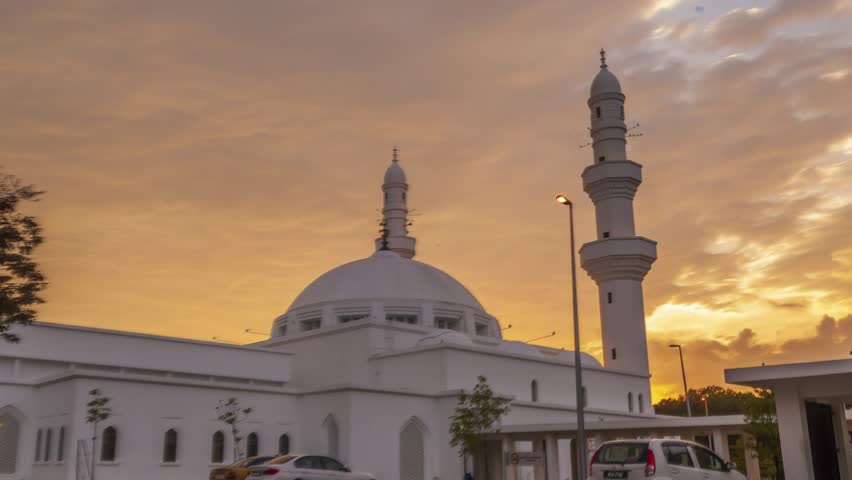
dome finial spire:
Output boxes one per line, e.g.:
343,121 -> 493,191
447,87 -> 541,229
600,48 -> 607,69
393,146 -> 399,163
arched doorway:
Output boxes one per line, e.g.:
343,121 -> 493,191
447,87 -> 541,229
399,417 -> 425,480
322,415 -> 339,458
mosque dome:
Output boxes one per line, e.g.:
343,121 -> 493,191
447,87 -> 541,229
384,161 -> 406,184
289,250 -> 482,311
557,350 -> 603,367
590,68 -> 622,97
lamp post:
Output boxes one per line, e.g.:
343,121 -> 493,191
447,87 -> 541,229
669,344 -> 692,417
701,395 -> 709,416
555,194 -> 587,479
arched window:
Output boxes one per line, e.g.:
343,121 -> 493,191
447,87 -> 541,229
0,413 -> 20,473
211,431 -> 225,464
162,429 -> 178,463
400,418 -> 425,480
100,426 -> 117,462
638,393 -> 645,413
57,427 -> 65,462
278,434 -> 290,455
34,429 -> 42,462
531,380 -> 539,402
628,392 -> 634,413
323,415 -> 339,458
43,428 -> 52,462
246,432 -> 259,457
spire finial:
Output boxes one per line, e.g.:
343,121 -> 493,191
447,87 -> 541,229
600,48 -> 607,69
392,146 -> 399,163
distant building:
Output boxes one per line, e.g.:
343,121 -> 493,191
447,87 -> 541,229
0,52 -> 759,480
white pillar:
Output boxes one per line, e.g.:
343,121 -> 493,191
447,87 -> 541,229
545,435 -> 559,480
774,383 -> 814,480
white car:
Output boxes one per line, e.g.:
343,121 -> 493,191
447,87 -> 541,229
248,454 -> 375,480
588,439 -> 747,480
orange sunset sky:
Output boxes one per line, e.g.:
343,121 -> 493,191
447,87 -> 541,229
3,0 -> 852,401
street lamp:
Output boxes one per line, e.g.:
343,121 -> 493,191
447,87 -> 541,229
555,194 -> 587,479
669,344 -> 692,417
701,395 -> 709,416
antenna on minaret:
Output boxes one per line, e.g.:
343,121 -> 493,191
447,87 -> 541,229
600,48 -> 607,69
626,123 -> 644,139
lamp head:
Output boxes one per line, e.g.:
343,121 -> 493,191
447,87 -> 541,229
669,344 -> 680,348
555,194 -> 571,206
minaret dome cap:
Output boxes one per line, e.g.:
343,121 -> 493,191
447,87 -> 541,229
384,161 -> 407,184
590,67 -> 622,97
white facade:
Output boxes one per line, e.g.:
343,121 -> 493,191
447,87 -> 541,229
0,54 -> 751,480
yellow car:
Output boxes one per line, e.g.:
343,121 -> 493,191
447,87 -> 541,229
210,456 -> 275,480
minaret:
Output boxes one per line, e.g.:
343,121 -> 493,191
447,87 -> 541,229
579,50 -> 657,376
375,148 -> 416,258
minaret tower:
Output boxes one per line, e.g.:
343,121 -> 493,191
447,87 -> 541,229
579,50 -> 657,376
375,147 -> 416,258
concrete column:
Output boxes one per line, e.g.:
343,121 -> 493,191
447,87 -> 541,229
422,302 -> 435,328
321,304 -> 335,327
544,435 -> 559,480
774,382 -> 814,480
830,401 -> 851,480
532,437 -> 548,480
711,428 -> 725,456
743,433 -> 761,480
502,436 -> 516,480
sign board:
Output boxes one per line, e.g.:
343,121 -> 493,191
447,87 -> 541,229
506,451 -> 543,466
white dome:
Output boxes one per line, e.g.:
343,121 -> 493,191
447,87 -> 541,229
288,250 -> 483,311
384,162 -> 407,184
590,68 -> 622,97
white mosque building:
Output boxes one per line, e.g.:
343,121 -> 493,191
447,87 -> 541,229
0,55 -> 760,480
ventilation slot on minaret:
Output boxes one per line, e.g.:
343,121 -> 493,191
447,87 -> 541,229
596,107 -> 601,118
607,292 -> 613,304
603,232 -> 610,238
598,156 -> 606,163
612,348 -> 617,360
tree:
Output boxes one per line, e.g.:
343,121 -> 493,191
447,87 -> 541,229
654,385 -> 759,417
740,389 -> 784,479
86,389 -> 112,480
216,397 -> 254,461
449,375 -> 511,480
0,173 -> 46,343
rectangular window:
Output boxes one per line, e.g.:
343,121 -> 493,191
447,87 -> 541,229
386,314 -> 417,325
338,314 -> 369,323
603,232 -> 610,238
607,292 -> 613,303
475,322 -> 489,336
598,155 -> 605,162
611,348 -> 617,360
596,106 -> 601,118
435,316 -> 461,331
301,318 -> 321,331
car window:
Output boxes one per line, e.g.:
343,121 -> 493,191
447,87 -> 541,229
662,444 -> 694,467
691,446 -> 725,471
593,443 -> 648,464
294,456 -> 324,469
229,459 -> 249,468
247,456 -> 275,466
321,456 -> 346,471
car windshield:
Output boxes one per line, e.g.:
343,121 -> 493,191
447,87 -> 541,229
228,459 -> 249,468
267,455 -> 298,465
247,456 -> 275,466
594,443 -> 649,464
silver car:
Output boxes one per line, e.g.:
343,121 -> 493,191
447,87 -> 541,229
588,439 -> 746,480
248,454 -> 375,480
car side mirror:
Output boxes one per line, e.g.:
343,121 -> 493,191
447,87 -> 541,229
724,461 -> 737,472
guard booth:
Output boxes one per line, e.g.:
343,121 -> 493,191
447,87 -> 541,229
727,358 -> 852,480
